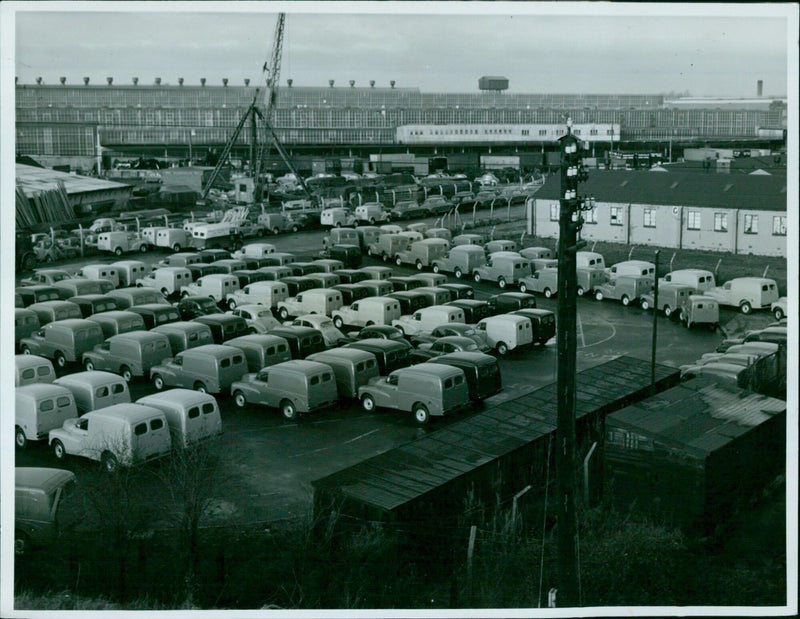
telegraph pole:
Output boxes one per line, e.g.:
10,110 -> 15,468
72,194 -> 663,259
555,119 -> 591,607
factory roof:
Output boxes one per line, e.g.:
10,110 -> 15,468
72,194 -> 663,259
16,164 -> 131,197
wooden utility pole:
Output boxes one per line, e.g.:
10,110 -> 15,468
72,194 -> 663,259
555,120 -> 589,607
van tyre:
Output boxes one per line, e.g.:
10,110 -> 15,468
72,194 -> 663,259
84,359 -> 95,371
396,257 -> 403,267
233,391 -> 247,409
621,295 -> 630,307
120,366 -> 133,382
496,341 -> 509,355
193,382 -> 208,394
432,264 -> 441,274
640,299 -> 650,311
15,427 -> 27,449
139,244 -> 148,253
416,260 -> 424,271
773,307 -> 784,321
519,282 -> 528,293
361,393 -> 376,412
594,291 -> 604,302
102,452 -> 119,474
52,439 -> 65,460
22,345 -> 32,355
663,305 -> 672,317
498,277 -> 507,289
576,286 -> 585,297
280,399 -> 297,420
14,531 -> 29,556
333,316 -> 344,329
291,225 -> 299,233
114,247 -> 123,256
473,272 -> 482,283
279,307 -> 289,320
739,301 -> 752,314
412,403 -> 430,425
454,267 -> 462,279
55,352 -> 67,369
543,288 -> 553,299
152,374 -> 165,390
272,227 -> 280,235
173,243 -> 182,252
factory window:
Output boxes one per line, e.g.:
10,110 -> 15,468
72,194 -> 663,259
643,208 -> 656,228
773,216 -> 786,236
610,206 -> 623,226
713,212 -> 728,232
549,203 -> 559,222
743,214 -> 758,234
687,211 -> 701,230
574,130 -> 581,136
590,129 -> 598,136
584,207 -> 598,224
539,129 -> 547,136
521,129 -> 529,136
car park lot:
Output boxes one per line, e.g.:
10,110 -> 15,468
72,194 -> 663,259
15,215 -> 781,526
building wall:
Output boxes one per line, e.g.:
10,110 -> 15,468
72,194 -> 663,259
527,198 -> 787,257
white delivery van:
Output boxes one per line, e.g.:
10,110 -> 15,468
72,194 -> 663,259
332,296 -> 403,329
180,273 -> 240,304
227,280 -> 289,310
54,371 -> 131,414
306,348 -> 380,399
16,384 -> 79,449
15,355 -> 55,387
605,260 -> 656,281
136,267 -> 193,297
392,305 -> 465,337
476,314 -> 534,355
277,288 -> 344,320
576,251 -> 606,271
705,277 -> 779,314
658,269 -> 716,293
136,389 -> 222,447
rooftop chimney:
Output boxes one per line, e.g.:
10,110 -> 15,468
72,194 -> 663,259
200,78 -> 206,86
370,80 -> 375,88
244,78 -> 250,86
132,77 -> 139,85
329,79 -> 335,88
154,77 -> 162,85
60,77 -> 66,85
287,79 -> 293,87
36,77 -> 43,85
390,80 -> 396,89
757,80 -> 763,97
349,80 -> 355,88
83,77 -> 90,86
178,77 -> 184,86
222,78 -> 228,87
107,77 -> 113,85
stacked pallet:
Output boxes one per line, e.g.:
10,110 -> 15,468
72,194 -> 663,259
16,180 -> 76,228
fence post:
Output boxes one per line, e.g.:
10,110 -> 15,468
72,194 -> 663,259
627,245 -> 636,260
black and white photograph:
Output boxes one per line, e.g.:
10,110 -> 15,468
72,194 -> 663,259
1,1 -> 797,616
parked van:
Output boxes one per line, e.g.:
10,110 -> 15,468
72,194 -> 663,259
332,283 -> 370,306
429,352 -> 502,402
15,355 -> 56,387
97,231 -> 149,256
14,468 -> 78,555
258,212 -> 297,235
106,287 -> 169,310
425,228 -> 453,241
394,238 -> 449,270
519,247 -> 553,261
658,269 -> 716,293
152,321 -> 214,355
355,226 -> 382,251
53,278 -> 107,300
321,207 -> 357,228
136,267 -> 192,297
15,309 -> 41,350
359,265 -> 394,281
306,348 -> 380,399
49,403 -> 172,471
359,279 -> 394,297
27,300 -> 84,326
226,280 -> 289,311
367,234 -> 410,262
193,314 -> 252,344
154,228 -> 190,252
86,310 -> 146,338
354,202 -> 388,224
150,344 -> 248,394
267,326 -> 326,359
233,242 -> 277,260
54,371 -> 131,414
305,273 -> 342,289
575,267 -> 607,298
158,252 -> 202,269
231,359 -> 339,419
510,309 -> 556,345
279,276 -> 318,297
334,270 -> 369,285
16,384 -> 79,448
136,390 -> 222,447
476,314 -> 533,355
473,253 -> 531,289
82,331 -> 172,381
345,338 -> 413,375
706,277 -> 779,314
264,252 -> 297,267
277,288 -> 344,320
487,292 -> 537,313
327,244 -> 362,269
110,260 -> 150,288
257,266 -> 293,281
225,334 -> 292,372
20,319 -> 105,369
358,363 -> 469,424
413,286 -> 453,306
66,295 -> 119,318
518,268 -> 559,298
127,304 -> 181,329
452,233 -> 484,247
605,260 -> 656,282
576,251 -> 606,271
332,296 -> 402,329
446,299 -> 492,324
388,276 -> 425,292
209,259 -> 248,275
180,274 -> 240,305
594,275 -> 653,306
197,248 -> 232,263
484,240 -> 517,254
639,283 -> 694,317
392,305 -> 465,337
679,295 -> 720,330
310,258 -> 346,274
16,285 -> 61,307
412,273 -> 448,288
387,291 -> 431,315
21,268 -> 73,287
76,264 -> 121,289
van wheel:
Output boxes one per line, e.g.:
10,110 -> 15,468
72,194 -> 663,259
152,374 -> 165,390
369,218 -> 376,225
173,243 -> 182,252
193,382 -> 208,394
498,277 -> 507,289
432,264 -> 440,274
663,305 -> 672,317
21,346 -> 32,355
291,225 -> 299,233
334,222 -> 342,228
181,290 -> 189,299
139,244 -> 148,253
55,352 -> 67,369
543,288 -> 553,299
114,247 -> 123,256
381,253 -> 389,263
272,227 -> 280,235
594,290 -> 604,302
773,307 -> 784,321
473,272 -> 482,283
365,321 -> 374,327
416,260 -> 424,271
739,301 -> 752,315
396,257 -> 403,267
15,427 -> 28,449
361,393 -> 376,412
621,295 -> 630,307
519,282 -> 528,294
52,439 -> 66,460
102,452 -> 119,474
412,403 -> 430,425
576,286 -> 585,297
279,307 -> 289,320
496,342 -> 509,355
120,366 -> 133,382
333,316 -> 344,329
14,531 -> 29,556
454,267 -> 462,279
280,399 -> 297,420
367,247 -> 374,257
233,391 -> 247,409
161,288 -> 169,297
640,299 -> 650,311
84,359 -> 95,371
227,298 -> 237,310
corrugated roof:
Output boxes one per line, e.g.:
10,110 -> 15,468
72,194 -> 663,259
536,169 -> 786,211
16,164 -> 131,197
313,356 -> 678,512
607,377 -> 786,459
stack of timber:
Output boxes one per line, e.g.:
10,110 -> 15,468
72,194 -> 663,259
16,180 -> 76,229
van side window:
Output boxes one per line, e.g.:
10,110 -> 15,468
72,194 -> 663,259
444,378 -> 453,389
233,355 -> 243,365
454,375 -> 463,386
267,346 -> 275,355
150,418 -> 164,431
95,386 -> 109,397
39,399 -> 55,412
221,358 -> 231,368
202,403 -> 215,415
310,375 -> 320,385
112,383 -> 125,394
187,406 -> 200,419
21,368 -> 35,380
356,362 -> 365,372
366,359 -> 376,370
189,333 -> 198,342
134,422 -> 148,436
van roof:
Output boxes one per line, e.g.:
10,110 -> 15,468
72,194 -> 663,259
111,330 -> 169,344
111,260 -> 147,268
131,303 -> 179,312
153,266 -> 192,274
87,310 -> 145,322
269,359 -> 331,375
226,334 -> 289,347
727,277 -> 777,284
194,313 -> 241,324
15,354 -> 51,369
182,344 -> 243,359
16,467 -> 76,493
396,363 -> 463,379
481,314 -> 528,325
16,285 -> 59,293
348,338 -> 408,351
46,318 -> 100,330
137,388 -> 216,408
199,274 -> 239,283
16,383 -> 74,399
308,347 -> 375,363
304,288 -> 341,297
85,403 -> 166,424
29,300 -> 78,310
688,294 -> 716,302
667,268 -> 713,276
153,321 -> 211,334
433,351 -> 496,365
54,370 -> 125,388
16,308 -> 38,317
613,260 -> 655,267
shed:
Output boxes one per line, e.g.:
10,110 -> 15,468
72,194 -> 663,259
604,377 -> 786,532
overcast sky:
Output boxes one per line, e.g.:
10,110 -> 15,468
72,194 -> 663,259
11,4 -> 792,97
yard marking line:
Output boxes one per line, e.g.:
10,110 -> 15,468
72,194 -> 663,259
288,428 -> 380,458
576,312 -> 586,348
580,317 -> 618,349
